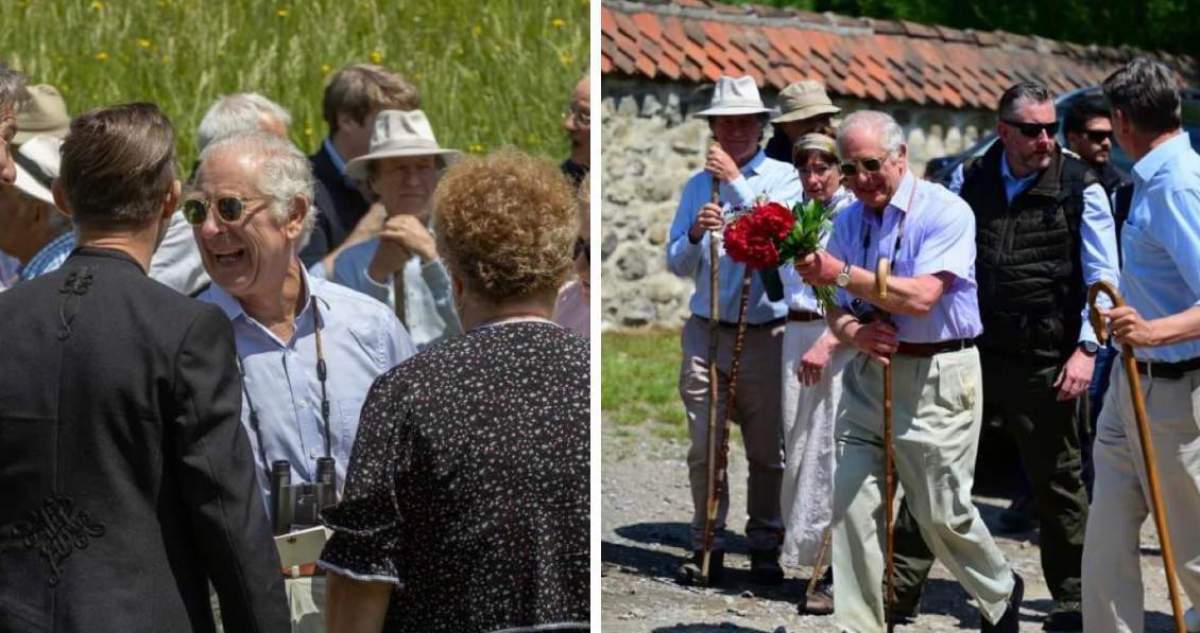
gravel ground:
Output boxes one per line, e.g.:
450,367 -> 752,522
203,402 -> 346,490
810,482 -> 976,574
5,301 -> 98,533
601,420 -> 1183,632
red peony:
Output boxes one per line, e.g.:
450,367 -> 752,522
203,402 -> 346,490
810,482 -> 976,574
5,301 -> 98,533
722,201 -> 795,270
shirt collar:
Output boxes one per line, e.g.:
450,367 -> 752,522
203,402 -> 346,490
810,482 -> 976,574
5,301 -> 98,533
888,170 -> 919,214
18,232 -> 74,277
1132,130 -> 1190,185
999,149 -> 1039,187
740,149 -> 767,176
207,259 -> 326,327
323,137 -> 348,176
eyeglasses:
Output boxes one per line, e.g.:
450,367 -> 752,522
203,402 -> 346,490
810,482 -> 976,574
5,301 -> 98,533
840,155 -> 889,178
1002,119 -> 1060,139
796,163 -> 836,179
182,195 -> 270,225
563,104 -> 590,127
1085,130 -> 1113,144
574,237 -> 589,262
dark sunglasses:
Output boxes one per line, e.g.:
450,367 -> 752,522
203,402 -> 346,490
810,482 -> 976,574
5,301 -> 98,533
1002,119 -> 1060,139
840,156 -> 887,178
1084,130 -> 1113,143
574,237 -> 589,262
182,195 -> 268,225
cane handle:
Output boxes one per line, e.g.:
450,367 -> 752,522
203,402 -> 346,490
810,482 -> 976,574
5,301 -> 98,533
1088,280 -> 1125,346
876,258 -> 890,299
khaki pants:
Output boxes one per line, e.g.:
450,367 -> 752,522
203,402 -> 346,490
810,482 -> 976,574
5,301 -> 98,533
832,348 -> 1014,632
680,315 -> 785,551
213,575 -> 326,633
1083,362 -> 1200,633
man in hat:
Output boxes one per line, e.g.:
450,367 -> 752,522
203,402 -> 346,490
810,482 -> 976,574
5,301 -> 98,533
317,109 -> 463,350
764,80 -> 840,163
667,74 -> 801,585
12,84 -> 69,145
0,136 -> 73,282
190,130 -> 415,633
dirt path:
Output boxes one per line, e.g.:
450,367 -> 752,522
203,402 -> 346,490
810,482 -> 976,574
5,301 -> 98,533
602,420 -> 1182,632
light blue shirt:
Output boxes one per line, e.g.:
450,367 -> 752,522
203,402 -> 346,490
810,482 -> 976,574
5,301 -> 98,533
666,149 -> 802,324
18,231 -> 74,281
998,151 -> 1120,345
197,265 -> 416,504
1121,132 -> 1200,362
781,187 -> 855,312
827,171 -> 983,343
312,236 -> 463,350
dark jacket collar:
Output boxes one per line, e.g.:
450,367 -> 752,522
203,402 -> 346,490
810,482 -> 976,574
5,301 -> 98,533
69,246 -> 146,274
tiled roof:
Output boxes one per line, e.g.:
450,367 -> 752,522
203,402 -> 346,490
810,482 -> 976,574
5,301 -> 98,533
601,0 -> 1198,110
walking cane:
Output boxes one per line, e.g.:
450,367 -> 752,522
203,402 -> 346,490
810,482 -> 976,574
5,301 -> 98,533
877,258 -> 897,632
699,149 -> 723,585
1088,281 -> 1187,633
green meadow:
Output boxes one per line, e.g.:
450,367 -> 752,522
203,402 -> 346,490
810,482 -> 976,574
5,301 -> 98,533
0,0 -> 589,164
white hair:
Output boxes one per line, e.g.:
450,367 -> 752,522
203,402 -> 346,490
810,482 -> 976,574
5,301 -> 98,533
196,92 -> 292,153
197,131 -> 317,249
837,110 -> 905,156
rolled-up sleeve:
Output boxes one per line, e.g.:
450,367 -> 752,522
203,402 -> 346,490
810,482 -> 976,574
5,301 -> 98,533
1077,183 -> 1120,344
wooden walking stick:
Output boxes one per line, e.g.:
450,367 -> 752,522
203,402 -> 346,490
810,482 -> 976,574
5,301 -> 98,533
877,258 -> 897,632
1089,280 -> 1187,633
699,153 -> 723,585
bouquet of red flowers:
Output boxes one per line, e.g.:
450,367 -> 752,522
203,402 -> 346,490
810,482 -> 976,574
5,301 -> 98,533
723,198 -> 836,309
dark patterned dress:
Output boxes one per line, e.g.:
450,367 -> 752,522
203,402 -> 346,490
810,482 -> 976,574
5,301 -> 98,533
319,320 -> 590,633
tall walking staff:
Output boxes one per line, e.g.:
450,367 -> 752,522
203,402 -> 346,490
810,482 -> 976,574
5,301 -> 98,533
876,258 -> 897,632
1089,280 -> 1187,633
699,143 -> 723,585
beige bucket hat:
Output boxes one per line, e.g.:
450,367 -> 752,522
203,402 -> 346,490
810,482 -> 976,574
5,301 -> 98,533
771,80 -> 840,124
12,136 -> 62,205
695,75 -> 771,118
344,109 -> 460,180
14,84 -> 70,146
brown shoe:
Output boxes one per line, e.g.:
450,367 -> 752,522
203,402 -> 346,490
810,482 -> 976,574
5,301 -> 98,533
799,579 -> 833,615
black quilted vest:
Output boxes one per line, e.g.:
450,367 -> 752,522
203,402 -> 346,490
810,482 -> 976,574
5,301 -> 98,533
962,143 -> 1097,362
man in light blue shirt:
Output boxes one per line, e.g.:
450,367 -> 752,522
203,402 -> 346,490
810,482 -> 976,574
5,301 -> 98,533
667,75 -> 801,586
797,111 -> 1021,632
1084,58 -> 1200,633
190,131 -> 414,632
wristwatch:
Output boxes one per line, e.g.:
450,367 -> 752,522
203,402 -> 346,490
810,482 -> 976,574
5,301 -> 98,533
1079,341 -> 1100,356
835,261 -> 852,288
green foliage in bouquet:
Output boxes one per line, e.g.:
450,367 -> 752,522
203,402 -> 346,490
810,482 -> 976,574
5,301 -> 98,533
778,198 -> 836,311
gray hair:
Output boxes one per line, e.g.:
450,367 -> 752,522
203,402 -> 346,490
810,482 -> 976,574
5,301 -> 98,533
837,110 -> 904,156
998,82 -> 1052,120
1104,58 -> 1182,135
196,92 -> 292,152
0,63 -> 29,111
197,131 -> 316,248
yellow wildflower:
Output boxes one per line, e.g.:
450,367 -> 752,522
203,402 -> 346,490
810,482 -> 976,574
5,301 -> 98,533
370,49 -> 383,64
276,8 -> 288,17
558,51 -> 574,66
161,55 -> 170,64
472,24 -> 482,38
90,0 -> 104,10
320,63 -> 332,74
304,126 -> 314,137
551,18 -> 566,29
137,38 -> 152,49
468,143 -> 485,154
95,51 -> 109,62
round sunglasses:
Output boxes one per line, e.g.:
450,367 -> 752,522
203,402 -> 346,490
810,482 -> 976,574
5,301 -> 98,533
840,155 -> 889,178
182,195 -> 271,225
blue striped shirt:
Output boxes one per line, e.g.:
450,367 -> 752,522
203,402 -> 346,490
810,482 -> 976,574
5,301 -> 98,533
19,232 -> 75,281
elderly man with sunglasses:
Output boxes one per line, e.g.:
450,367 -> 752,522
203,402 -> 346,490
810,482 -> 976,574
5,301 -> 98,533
887,82 -> 1120,631
797,110 -> 1022,633
188,131 -> 415,633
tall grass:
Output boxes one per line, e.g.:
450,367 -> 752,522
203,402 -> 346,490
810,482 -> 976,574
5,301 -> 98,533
0,0 -> 589,164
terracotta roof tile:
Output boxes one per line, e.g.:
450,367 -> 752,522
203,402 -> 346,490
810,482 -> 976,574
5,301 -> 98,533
601,0 -> 1197,110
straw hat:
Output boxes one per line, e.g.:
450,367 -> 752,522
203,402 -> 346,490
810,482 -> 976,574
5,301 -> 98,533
771,80 -> 840,124
12,136 -> 62,205
695,75 -> 771,118
14,85 -> 70,146
344,109 -> 460,180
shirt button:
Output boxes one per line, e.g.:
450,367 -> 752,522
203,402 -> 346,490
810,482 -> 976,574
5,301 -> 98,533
310,450 -> 319,459
299,400 -> 308,408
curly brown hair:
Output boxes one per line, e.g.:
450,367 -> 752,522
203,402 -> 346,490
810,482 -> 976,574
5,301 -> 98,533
433,149 -> 577,303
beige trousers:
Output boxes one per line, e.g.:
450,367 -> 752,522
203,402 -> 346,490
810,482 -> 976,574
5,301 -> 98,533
832,347 -> 1014,632
680,315 -> 785,551
212,576 -> 326,633
1083,362 -> 1200,633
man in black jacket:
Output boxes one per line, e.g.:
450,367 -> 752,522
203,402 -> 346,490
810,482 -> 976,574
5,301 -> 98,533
1064,96 -> 1130,198
0,100 -> 289,632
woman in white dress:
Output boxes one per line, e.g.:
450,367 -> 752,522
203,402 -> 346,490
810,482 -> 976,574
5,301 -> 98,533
778,133 -> 855,615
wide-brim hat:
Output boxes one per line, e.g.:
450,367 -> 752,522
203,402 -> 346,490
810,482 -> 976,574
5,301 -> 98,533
344,109 -> 461,180
771,80 -> 840,124
14,84 -> 70,146
12,136 -> 62,205
695,75 -> 771,118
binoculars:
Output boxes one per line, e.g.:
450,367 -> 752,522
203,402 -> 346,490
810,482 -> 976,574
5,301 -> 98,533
269,457 -> 338,536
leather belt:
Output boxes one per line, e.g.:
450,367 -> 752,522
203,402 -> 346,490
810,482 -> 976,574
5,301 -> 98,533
694,315 -> 786,329
896,339 -> 975,357
787,310 -> 823,323
282,562 -> 324,578
1135,357 -> 1200,381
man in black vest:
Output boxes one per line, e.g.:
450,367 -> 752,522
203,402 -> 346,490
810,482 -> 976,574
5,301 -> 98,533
890,82 -> 1120,631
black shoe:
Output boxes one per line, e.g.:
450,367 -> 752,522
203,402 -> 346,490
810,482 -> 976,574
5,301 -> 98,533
749,548 -> 784,585
675,550 -> 724,586
981,572 -> 1024,633
1042,601 -> 1082,632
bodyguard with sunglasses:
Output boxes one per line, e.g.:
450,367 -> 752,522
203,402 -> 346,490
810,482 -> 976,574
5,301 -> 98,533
189,131 -> 415,633
1064,96 -> 1130,198
796,110 -> 1022,632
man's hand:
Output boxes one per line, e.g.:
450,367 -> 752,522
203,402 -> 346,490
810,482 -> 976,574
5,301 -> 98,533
1102,305 -> 1162,348
346,202 -> 388,247
849,319 -> 898,366
379,214 -> 438,263
688,202 -> 725,243
705,144 -> 741,183
1053,347 -> 1095,401
798,336 -> 835,385
795,250 -> 845,287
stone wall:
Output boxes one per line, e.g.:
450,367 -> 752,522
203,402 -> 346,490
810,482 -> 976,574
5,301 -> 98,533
601,77 -> 995,330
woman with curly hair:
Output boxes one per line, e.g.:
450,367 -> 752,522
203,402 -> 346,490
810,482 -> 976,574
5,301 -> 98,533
319,149 -> 589,633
